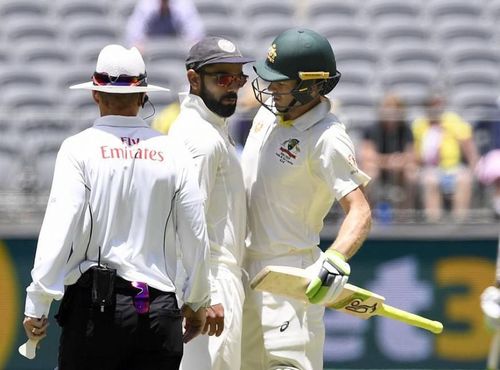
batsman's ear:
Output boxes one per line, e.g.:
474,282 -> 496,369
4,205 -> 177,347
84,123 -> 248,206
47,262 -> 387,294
187,69 -> 201,91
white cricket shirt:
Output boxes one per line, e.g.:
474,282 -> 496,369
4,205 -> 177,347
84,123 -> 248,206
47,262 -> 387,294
25,115 -> 210,318
170,95 -> 246,303
241,97 -> 370,257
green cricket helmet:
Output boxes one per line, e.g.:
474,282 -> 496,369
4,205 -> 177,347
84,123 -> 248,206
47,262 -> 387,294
252,28 -> 341,113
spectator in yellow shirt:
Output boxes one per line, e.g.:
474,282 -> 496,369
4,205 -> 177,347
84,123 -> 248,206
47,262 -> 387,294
412,95 -> 479,222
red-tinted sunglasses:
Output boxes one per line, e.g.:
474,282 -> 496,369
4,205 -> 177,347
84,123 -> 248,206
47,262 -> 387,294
201,72 -> 248,87
92,72 -> 148,87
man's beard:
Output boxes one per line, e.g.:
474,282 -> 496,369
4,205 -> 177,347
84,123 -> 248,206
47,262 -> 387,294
200,85 -> 237,118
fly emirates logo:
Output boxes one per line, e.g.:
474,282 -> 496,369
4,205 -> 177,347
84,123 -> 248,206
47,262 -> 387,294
100,137 -> 165,162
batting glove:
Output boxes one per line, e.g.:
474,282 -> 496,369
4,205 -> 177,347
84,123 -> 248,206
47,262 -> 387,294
481,286 -> 500,330
305,250 -> 350,305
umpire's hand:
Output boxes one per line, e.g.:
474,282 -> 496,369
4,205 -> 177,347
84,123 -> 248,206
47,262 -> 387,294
181,305 -> 207,343
203,303 -> 224,337
23,316 -> 49,341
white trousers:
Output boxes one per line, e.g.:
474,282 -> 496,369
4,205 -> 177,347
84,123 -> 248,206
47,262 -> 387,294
180,271 -> 244,370
241,248 -> 325,370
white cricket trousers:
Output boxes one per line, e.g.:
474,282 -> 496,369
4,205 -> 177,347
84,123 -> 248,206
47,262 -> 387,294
241,248 -> 325,370
180,269 -> 244,370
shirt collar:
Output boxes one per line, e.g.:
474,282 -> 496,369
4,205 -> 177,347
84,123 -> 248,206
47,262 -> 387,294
181,93 -> 227,128
284,97 -> 331,132
93,115 -> 148,128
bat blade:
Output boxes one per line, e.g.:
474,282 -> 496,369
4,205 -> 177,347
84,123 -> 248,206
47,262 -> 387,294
18,339 -> 38,360
251,265 -> 443,334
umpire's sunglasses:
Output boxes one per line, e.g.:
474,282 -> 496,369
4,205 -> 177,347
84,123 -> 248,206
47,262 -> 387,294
92,72 -> 148,87
200,71 -> 248,88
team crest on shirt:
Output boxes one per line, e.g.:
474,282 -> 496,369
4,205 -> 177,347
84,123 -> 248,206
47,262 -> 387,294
276,138 -> 300,164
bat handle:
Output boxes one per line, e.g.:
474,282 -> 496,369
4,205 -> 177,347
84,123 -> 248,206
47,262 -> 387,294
380,304 -> 443,334
18,338 -> 39,360
487,331 -> 500,370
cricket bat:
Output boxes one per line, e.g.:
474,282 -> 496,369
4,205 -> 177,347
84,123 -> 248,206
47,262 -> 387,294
250,265 -> 443,334
18,339 -> 38,360
487,234 -> 500,370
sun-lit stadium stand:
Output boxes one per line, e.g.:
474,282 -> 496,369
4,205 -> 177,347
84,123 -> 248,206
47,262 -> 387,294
0,0 -> 499,237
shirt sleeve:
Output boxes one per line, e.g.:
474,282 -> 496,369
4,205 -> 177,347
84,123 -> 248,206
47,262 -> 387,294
313,126 -> 371,201
25,140 -> 87,318
174,154 -> 211,311
180,136 -> 223,304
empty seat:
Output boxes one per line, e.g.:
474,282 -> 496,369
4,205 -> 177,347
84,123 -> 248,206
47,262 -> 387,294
0,69 -> 45,89
332,86 -> 379,127
385,43 -> 441,69
425,0 -> 483,22
3,87 -> 59,114
248,16 -> 291,43
335,45 -> 379,70
194,0 -> 235,17
0,137 -> 25,191
307,0 -> 359,23
203,18 -> 243,40
316,19 -> 369,44
446,65 -> 500,90
242,0 -> 296,18
375,19 -> 429,47
435,18 -> 493,46
0,0 -> 49,19
364,0 -> 421,24
445,43 -> 500,68
142,37 -> 189,65
450,87 -> 499,119
17,41 -> 72,67
65,19 -> 118,44
5,18 -> 58,43
336,65 -> 374,89
381,66 -> 438,105
55,0 -> 110,21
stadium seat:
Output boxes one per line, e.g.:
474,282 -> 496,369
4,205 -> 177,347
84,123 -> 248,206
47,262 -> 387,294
364,0 -> 422,24
242,0 -> 296,18
446,65 -> 500,90
307,0 -> 359,23
202,18 -> 243,40
435,18 -> 493,47
55,0 -> 110,21
336,64 -> 374,90
332,86 -> 379,127
445,43 -> 500,68
334,45 -> 379,70
194,0 -> 235,17
3,87 -> 60,114
425,0 -> 483,22
17,41 -> 72,67
0,69 -> 45,89
449,87 -> 499,121
5,18 -> 58,43
248,16 -> 291,44
142,37 -> 189,65
0,137 -> 25,191
375,19 -> 430,47
315,19 -> 369,45
0,0 -> 49,20
65,18 -> 118,44
385,43 -> 442,69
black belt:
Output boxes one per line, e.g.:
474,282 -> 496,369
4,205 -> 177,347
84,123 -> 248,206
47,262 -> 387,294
76,268 -> 166,299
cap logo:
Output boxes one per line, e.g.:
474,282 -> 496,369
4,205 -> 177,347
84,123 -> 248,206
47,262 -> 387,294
218,39 -> 236,53
267,44 -> 277,63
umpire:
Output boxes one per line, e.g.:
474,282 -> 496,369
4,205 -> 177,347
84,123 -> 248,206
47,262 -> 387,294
22,44 -> 211,370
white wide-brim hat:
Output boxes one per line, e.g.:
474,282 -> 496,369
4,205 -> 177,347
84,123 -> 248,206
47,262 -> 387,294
70,44 -> 169,93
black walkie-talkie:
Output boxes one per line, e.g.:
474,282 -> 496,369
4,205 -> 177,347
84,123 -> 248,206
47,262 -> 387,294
91,246 -> 116,312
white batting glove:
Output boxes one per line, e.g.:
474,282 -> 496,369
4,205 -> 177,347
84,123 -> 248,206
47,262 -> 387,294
481,286 -> 500,330
305,250 -> 350,305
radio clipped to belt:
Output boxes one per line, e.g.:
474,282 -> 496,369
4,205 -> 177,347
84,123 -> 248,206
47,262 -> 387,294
91,246 -> 116,312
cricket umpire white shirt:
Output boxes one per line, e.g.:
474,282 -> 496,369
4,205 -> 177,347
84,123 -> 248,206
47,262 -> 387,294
170,94 -> 246,304
241,97 -> 370,257
25,115 -> 211,318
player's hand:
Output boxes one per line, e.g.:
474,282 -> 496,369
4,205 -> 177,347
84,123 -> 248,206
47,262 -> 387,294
305,250 -> 350,305
481,286 -> 500,330
202,303 -> 224,337
181,305 -> 206,343
23,316 -> 49,341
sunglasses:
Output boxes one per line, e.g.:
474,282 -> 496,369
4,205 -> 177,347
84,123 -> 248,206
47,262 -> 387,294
201,71 -> 248,87
92,72 -> 148,87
